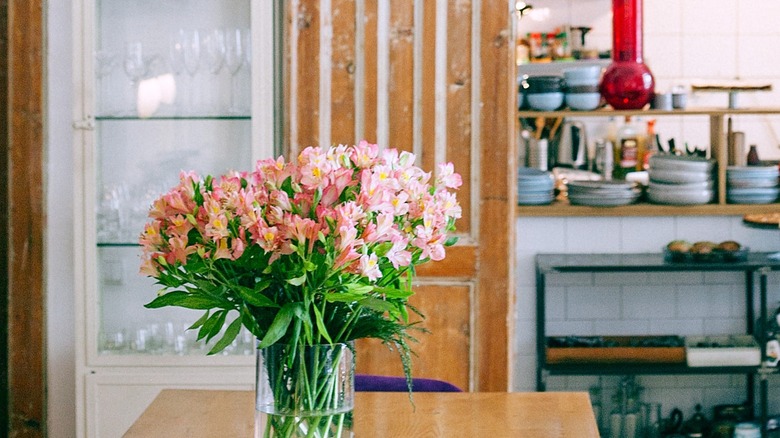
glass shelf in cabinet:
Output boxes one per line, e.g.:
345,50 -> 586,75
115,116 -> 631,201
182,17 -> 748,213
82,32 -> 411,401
95,114 -> 251,121
97,242 -> 141,247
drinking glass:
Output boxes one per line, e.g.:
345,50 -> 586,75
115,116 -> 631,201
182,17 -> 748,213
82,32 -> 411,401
224,28 -> 245,114
181,29 -> 201,114
169,31 -> 186,114
201,28 -> 226,113
123,41 -> 148,115
94,50 -> 117,115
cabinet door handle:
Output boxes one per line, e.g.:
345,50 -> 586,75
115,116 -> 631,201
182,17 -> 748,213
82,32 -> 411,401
72,117 -> 95,131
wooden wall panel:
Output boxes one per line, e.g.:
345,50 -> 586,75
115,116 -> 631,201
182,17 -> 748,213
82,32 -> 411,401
7,0 -> 46,434
445,0 -> 473,233
0,0 -> 8,431
387,2 -> 414,152
356,284 -> 471,391
283,0 -> 515,392
330,0 -> 356,145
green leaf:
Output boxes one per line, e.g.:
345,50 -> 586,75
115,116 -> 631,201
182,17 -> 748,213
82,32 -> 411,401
323,292 -> 363,303
373,242 -> 393,257
344,283 -> 374,295
444,236 -> 459,247
312,304 -> 333,344
359,296 -> 396,313
235,285 -> 278,308
257,303 -> 296,348
187,311 -> 210,331
287,274 -> 307,286
373,286 -> 414,299
198,310 -> 227,342
144,291 -> 226,310
207,316 -> 243,355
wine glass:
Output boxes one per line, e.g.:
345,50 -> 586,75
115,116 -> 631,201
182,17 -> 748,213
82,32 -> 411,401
123,41 -> 148,115
224,28 -> 245,114
94,49 -> 118,115
181,29 -> 201,114
201,28 -> 225,113
169,31 -> 186,114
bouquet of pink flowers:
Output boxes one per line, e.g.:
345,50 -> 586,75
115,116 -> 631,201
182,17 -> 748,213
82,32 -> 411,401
139,140 -> 461,362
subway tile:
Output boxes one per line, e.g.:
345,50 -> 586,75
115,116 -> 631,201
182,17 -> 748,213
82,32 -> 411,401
675,216 -> 735,243
676,285 -> 714,318
737,35 -> 780,78
648,318 -> 704,335
703,318 -> 746,334
515,253 -> 537,287
511,353 -> 538,392
544,286 -> 566,321
644,0 -> 682,36
646,271 -> 704,285
681,35 -> 737,78
545,272 -> 593,287
736,0 -> 780,35
703,271 -> 742,285
516,285 -> 537,322
623,286 -> 677,319
593,271 -> 649,286
567,287 -> 621,319
516,217 -> 567,254
547,320 -> 595,336
619,217 -> 676,253
565,218 -> 622,253
645,35 -> 682,79
593,319 -> 651,335
681,0 -> 737,35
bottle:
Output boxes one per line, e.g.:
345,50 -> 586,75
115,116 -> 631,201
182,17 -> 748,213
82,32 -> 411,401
614,116 -> 639,179
641,119 -> 657,170
747,144 -> 760,165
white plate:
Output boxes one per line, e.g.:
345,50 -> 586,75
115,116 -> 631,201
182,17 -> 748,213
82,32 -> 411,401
648,168 -> 712,184
649,154 -> 715,172
647,188 -> 714,205
727,165 -> 779,177
726,177 -> 778,188
518,167 -> 553,180
517,192 -> 554,205
518,179 -> 554,191
649,180 -> 713,191
568,193 -> 640,207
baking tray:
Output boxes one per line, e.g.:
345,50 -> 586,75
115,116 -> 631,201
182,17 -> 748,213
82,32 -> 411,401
546,336 -> 686,364
685,335 -> 760,367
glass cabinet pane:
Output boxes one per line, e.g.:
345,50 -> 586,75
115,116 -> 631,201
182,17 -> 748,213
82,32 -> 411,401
91,0 -> 255,358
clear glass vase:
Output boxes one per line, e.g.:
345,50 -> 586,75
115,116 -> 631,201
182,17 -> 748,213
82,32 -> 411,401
599,0 -> 655,109
255,343 -> 355,438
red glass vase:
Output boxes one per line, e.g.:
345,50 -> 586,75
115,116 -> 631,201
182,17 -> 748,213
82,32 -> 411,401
600,0 -> 655,110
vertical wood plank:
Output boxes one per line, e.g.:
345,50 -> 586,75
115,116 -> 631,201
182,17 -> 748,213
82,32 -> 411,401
295,0 -> 321,150
420,0 -> 436,172
0,0 -> 9,430
281,0 -> 294,158
476,0 -> 514,391
7,0 -> 46,434
446,0 -> 473,233
361,0 -> 378,143
330,0 -> 356,145
387,1 -> 414,152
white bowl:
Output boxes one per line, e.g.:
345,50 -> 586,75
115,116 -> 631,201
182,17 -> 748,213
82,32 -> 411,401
565,92 -> 602,111
649,168 -> 712,184
563,65 -> 602,81
647,188 -> 714,205
649,154 -> 715,172
649,180 -> 714,192
526,92 -> 564,111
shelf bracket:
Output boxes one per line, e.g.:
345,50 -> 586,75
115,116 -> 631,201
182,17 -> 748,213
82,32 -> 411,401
72,117 -> 96,131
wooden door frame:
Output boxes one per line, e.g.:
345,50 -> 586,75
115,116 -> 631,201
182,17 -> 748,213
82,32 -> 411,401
3,0 -> 46,435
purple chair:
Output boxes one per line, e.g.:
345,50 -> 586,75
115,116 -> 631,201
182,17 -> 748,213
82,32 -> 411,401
355,374 -> 462,392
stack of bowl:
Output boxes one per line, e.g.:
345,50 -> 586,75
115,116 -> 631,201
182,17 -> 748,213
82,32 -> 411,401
517,167 -> 555,205
727,166 -> 780,204
523,76 -> 564,111
563,66 -> 603,111
566,180 -> 640,207
647,154 -> 715,205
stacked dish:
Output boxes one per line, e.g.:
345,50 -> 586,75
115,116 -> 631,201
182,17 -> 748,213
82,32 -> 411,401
727,166 -> 780,204
566,180 -> 640,207
517,167 -> 555,205
523,76 -> 564,111
563,66 -> 602,111
647,154 -> 715,205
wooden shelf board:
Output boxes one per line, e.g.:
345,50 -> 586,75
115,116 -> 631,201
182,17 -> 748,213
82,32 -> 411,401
517,201 -> 780,217
517,107 -> 780,118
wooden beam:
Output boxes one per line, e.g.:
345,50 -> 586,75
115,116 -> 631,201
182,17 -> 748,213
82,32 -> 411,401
7,0 -> 46,435
0,0 -> 9,431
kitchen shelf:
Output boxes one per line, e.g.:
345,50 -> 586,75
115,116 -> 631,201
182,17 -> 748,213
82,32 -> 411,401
517,200 -> 780,217
518,106 -> 780,217
536,252 -> 780,436
95,115 -> 251,121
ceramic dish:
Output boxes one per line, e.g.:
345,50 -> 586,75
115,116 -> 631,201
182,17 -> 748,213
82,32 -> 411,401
649,154 -> 715,172
526,92 -> 564,111
647,188 -> 714,205
648,168 -> 712,184
517,192 -> 554,205
568,192 -> 640,207
649,180 -> 714,191
565,92 -> 602,111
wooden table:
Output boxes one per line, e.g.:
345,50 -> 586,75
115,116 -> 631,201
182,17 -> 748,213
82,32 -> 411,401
124,389 -> 599,437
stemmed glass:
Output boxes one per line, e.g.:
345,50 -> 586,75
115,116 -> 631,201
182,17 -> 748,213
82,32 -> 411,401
94,50 -> 118,115
169,32 -> 186,114
201,28 -> 226,113
123,41 -> 148,115
181,29 -> 201,114
224,28 -> 245,114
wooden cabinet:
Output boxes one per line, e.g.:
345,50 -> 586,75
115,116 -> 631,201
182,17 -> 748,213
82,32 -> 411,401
517,107 -> 780,217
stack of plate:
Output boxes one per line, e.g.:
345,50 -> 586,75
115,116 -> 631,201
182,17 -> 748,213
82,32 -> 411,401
517,167 -> 555,205
566,180 -> 640,207
727,166 -> 780,204
647,154 -> 715,205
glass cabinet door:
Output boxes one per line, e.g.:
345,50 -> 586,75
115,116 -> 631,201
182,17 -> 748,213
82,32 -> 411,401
89,0 -> 257,359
